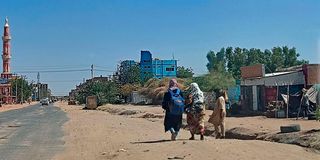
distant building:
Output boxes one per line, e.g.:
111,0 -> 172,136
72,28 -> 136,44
240,64 -> 320,116
0,18 -> 13,103
140,50 -> 177,80
33,83 -> 49,100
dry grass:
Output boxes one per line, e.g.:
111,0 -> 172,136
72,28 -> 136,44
139,78 -> 187,104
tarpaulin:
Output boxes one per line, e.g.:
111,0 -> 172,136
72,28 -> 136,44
306,84 -> 320,104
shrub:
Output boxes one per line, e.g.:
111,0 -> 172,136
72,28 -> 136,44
316,105 -> 320,121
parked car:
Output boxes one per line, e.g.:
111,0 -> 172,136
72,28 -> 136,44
40,98 -> 49,105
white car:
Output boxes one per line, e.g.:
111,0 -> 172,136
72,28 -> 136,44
40,98 -> 49,105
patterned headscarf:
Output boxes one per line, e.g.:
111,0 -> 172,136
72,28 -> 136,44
190,83 -> 204,104
169,79 -> 178,90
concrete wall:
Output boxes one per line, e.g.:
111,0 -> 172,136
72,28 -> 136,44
240,64 -> 265,79
304,64 -> 320,85
130,91 -> 152,104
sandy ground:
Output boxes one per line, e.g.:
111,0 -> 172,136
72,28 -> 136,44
0,102 -> 37,112
53,102 -> 320,160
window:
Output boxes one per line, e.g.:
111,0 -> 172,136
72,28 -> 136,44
166,68 -> 174,71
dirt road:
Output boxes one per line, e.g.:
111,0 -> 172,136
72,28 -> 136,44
53,102 -> 320,160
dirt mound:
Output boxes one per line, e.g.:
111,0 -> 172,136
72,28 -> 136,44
226,127 -> 265,140
223,127 -> 320,152
97,106 -> 143,116
97,106 -> 124,114
139,113 -> 164,119
119,110 -> 142,115
259,129 -> 320,151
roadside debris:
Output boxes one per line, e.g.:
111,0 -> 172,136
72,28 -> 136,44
118,148 -> 127,152
168,156 -> 185,159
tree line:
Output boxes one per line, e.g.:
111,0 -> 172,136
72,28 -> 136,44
191,46 -> 308,92
206,46 -> 308,79
73,45 -> 308,105
10,78 -> 33,103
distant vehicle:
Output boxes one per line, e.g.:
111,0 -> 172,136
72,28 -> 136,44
40,98 -> 49,105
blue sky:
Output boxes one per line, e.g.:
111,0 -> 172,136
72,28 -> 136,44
0,0 -> 319,96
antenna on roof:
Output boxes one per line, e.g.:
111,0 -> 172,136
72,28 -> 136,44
172,53 -> 175,60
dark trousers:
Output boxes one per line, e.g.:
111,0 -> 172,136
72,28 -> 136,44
302,105 -> 309,118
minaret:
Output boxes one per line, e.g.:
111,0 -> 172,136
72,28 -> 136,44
1,17 -> 12,79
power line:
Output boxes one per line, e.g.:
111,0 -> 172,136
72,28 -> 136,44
94,65 -> 113,69
12,64 -> 89,68
15,69 -> 90,73
93,69 -> 115,72
13,67 -> 88,71
42,80 -> 82,83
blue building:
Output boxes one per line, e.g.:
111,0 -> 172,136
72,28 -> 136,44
140,50 -> 177,80
121,60 -> 137,70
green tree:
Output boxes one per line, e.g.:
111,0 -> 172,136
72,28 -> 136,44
270,47 -> 284,72
11,78 -> 33,103
119,64 -> 141,85
193,72 -> 235,92
76,81 -> 120,106
207,46 -> 308,80
206,50 -> 216,72
263,49 -> 273,73
246,48 -> 263,66
225,47 -> 234,73
285,47 -> 307,67
231,47 -> 246,79
206,48 -> 226,73
177,66 -> 194,78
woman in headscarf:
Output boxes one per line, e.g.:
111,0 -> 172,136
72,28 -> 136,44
185,83 -> 206,140
208,89 -> 227,139
162,79 -> 184,141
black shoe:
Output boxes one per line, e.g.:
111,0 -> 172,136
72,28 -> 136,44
216,133 -> 221,139
171,133 -> 177,141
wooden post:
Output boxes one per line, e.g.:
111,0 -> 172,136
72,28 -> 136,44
287,84 -> 289,118
276,84 -> 279,107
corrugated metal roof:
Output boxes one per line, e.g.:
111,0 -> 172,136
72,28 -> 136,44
241,71 -> 305,86
264,71 -> 296,77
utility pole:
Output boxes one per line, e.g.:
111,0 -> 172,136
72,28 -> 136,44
21,76 -> 24,104
37,72 -> 40,101
286,84 -> 290,118
91,64 -> 94,79
15,75 -> 18,103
